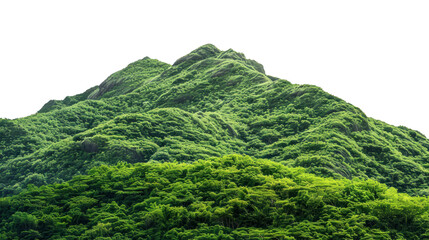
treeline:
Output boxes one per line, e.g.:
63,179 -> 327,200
1,155 -> 429,239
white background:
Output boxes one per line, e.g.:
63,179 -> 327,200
1,1 -> 428,137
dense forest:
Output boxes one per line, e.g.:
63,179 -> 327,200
1,44 -> 429,239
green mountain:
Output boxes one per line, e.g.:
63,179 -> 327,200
1,44 -> 429,239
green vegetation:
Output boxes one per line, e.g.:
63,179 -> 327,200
1,155 -> 429,239
1,44 -> 429,238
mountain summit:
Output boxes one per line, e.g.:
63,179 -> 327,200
1,45 -> 429,239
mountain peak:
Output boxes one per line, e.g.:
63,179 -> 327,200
173,44 -> 265,74
218,48 -> 265,74
87,57 -> 170,99
172,44 -> 221,67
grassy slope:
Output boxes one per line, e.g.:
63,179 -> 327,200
1,44 -> 429,198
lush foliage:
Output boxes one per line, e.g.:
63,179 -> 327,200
1,155 -> 429,239
1,44 -> 429,238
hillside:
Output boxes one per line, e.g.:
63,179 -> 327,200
1,44 -> 429,238
1,44 -> 428,196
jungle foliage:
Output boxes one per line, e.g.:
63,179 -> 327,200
1,44 -> 429,238
1,155 -> 429,239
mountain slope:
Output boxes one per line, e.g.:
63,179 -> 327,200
38,57 -> 170,113
1,44 -> 429,198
